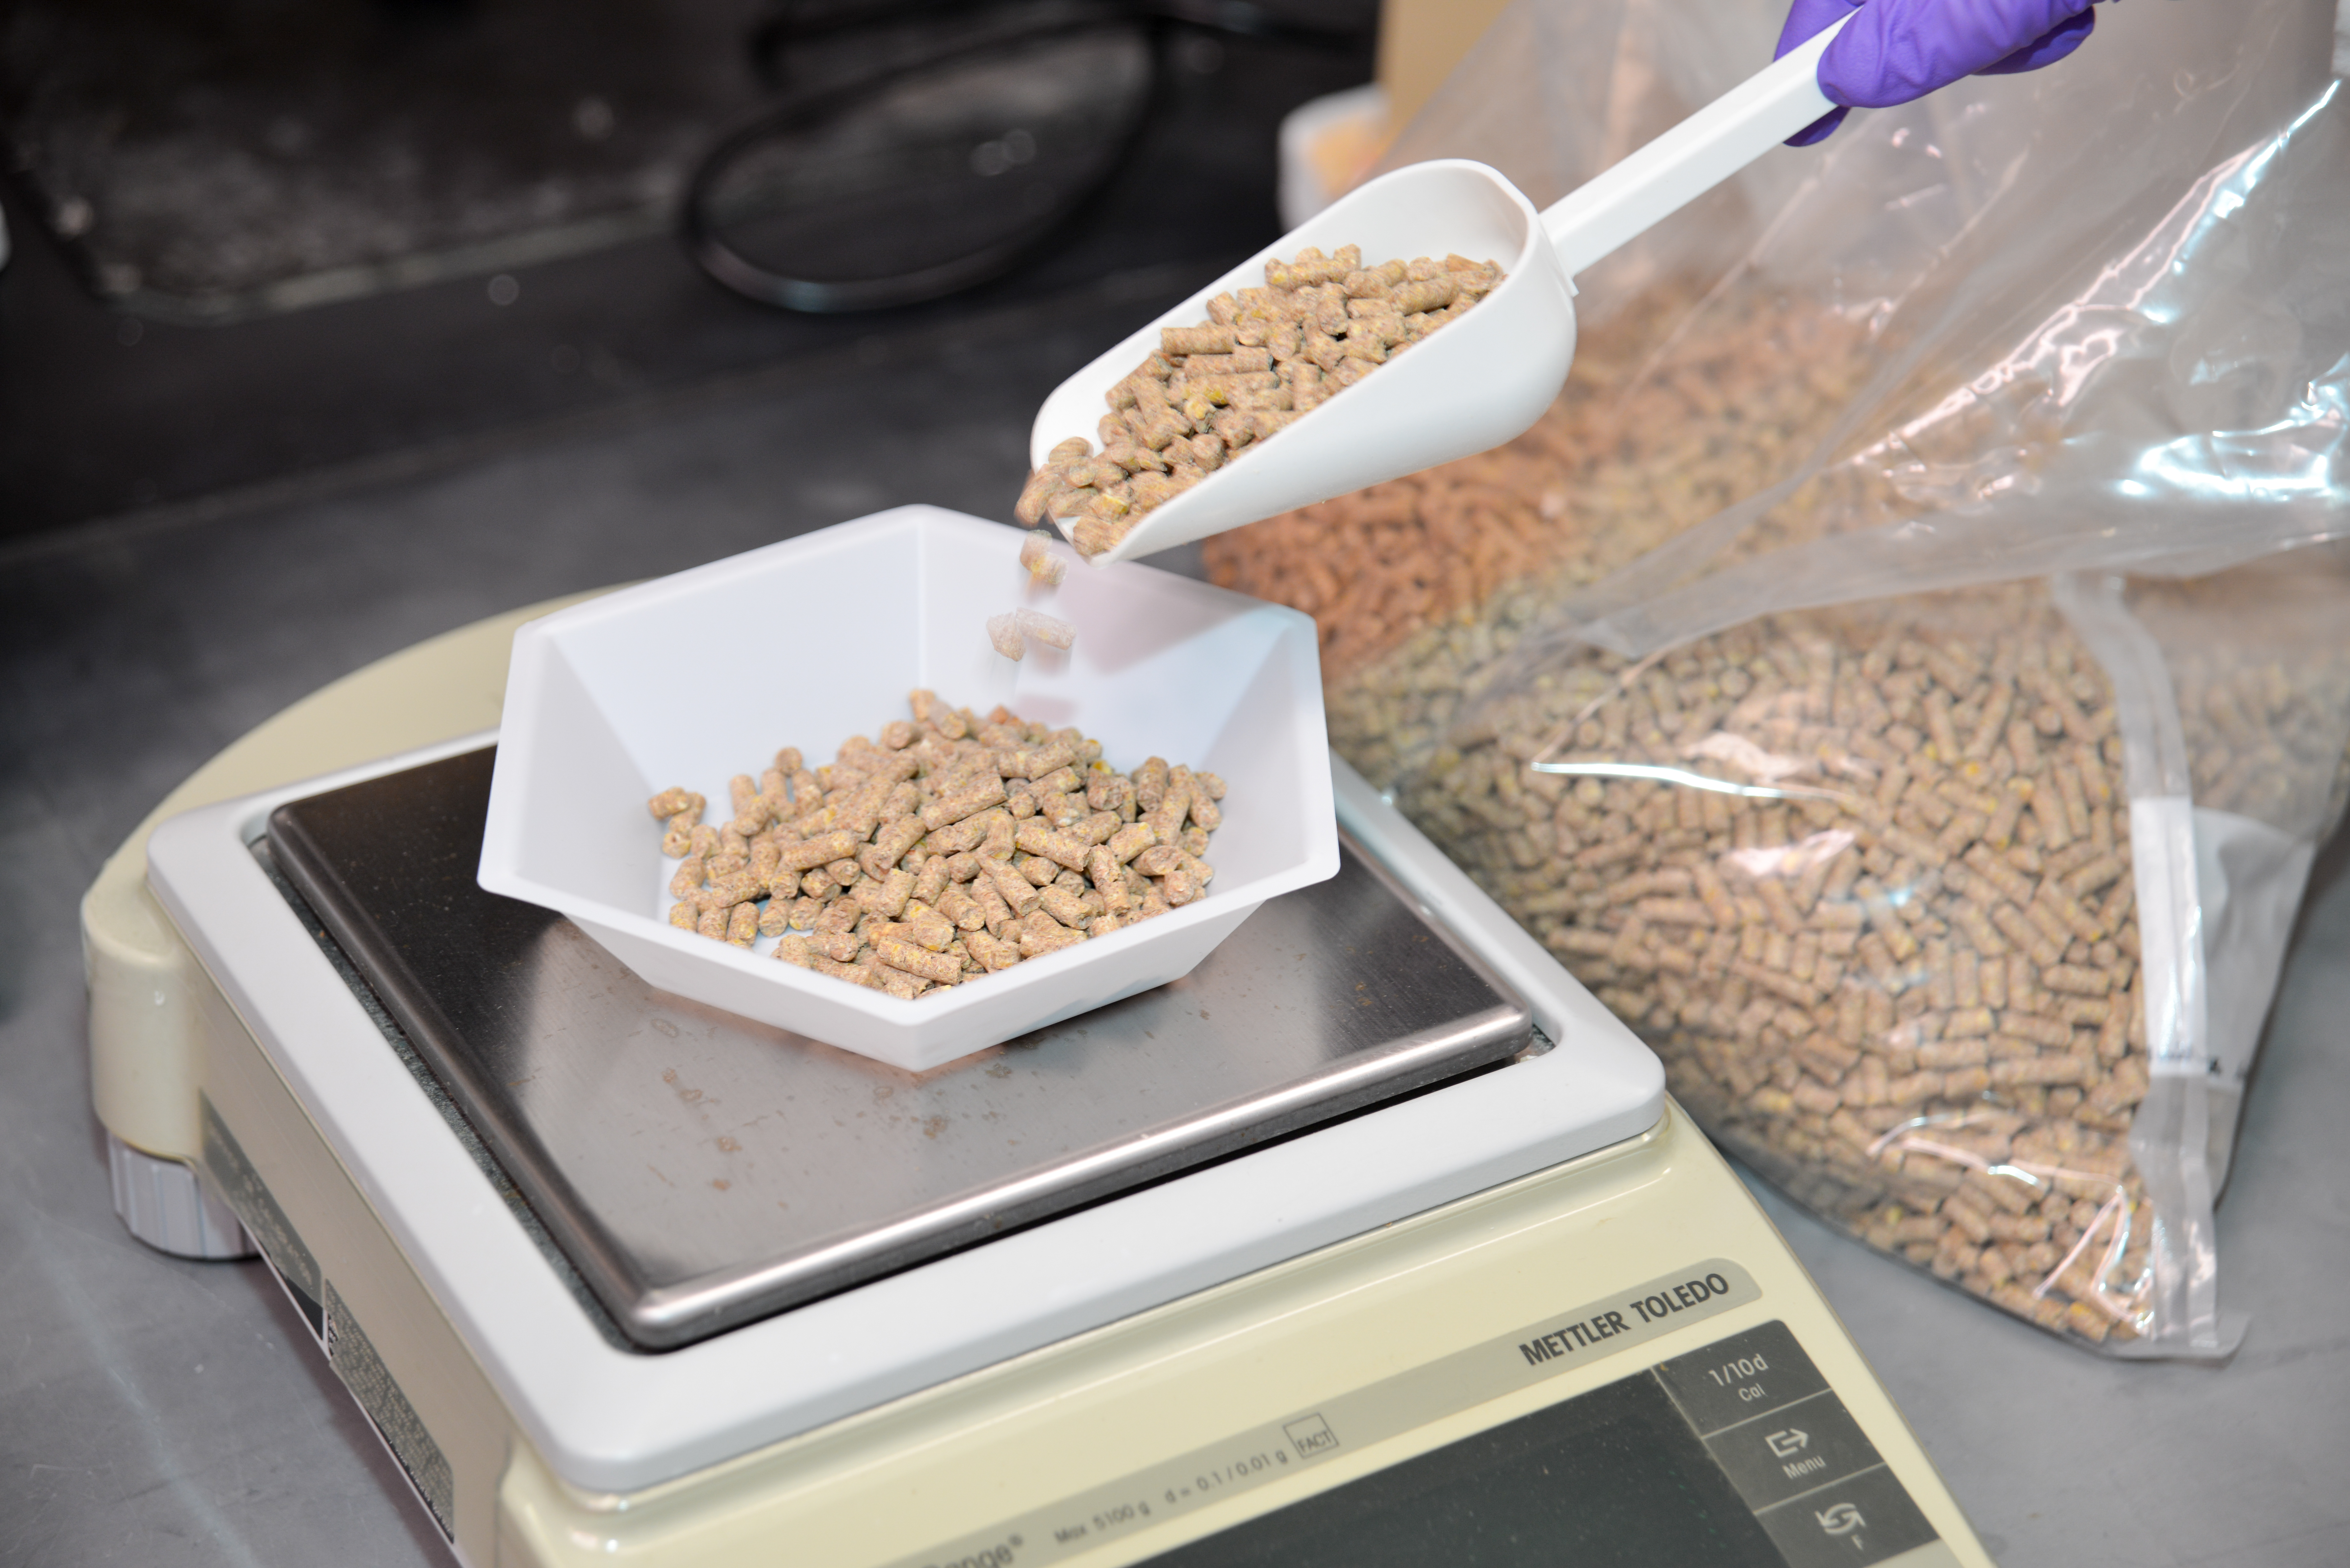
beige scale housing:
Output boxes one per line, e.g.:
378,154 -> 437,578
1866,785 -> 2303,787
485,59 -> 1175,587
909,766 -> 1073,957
85,595 -> 1992,1568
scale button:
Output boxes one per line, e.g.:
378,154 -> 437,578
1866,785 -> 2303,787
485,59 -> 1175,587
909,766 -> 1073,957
1751,1462 -> 1939,1568
1701,1389 -> 1883,1511
1284,1414 -> 1340,1459
1651,1320 -> 1831,1435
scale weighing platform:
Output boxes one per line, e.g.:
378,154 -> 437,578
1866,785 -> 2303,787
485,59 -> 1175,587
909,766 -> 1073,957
84,597 -> 1992,1568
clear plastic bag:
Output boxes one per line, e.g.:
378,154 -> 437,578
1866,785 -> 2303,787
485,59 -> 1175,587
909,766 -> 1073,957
1206,0 -> 2350,1353
1383,566 -> 2350,1353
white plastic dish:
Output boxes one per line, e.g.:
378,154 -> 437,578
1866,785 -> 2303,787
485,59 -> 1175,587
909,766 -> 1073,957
478,505 -> 1338,1072
1030,15 -> 1852,566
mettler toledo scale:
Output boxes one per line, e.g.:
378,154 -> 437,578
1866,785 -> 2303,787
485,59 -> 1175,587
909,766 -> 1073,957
85,595 -> 1991,1568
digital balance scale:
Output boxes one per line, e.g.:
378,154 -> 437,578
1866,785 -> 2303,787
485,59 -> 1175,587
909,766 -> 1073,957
83,594 -> 1992,1568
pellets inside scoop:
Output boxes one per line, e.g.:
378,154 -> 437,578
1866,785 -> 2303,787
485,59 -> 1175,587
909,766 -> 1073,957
1017,244 -> 1504,560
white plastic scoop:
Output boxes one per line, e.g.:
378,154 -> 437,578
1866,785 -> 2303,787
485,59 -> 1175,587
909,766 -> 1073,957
1030,15 -> 1852,566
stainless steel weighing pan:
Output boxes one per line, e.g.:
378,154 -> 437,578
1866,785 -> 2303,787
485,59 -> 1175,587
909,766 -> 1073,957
264,748 -> 1534,1349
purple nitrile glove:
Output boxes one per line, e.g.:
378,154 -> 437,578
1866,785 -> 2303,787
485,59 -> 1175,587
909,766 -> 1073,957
1778,0 -> 2100,145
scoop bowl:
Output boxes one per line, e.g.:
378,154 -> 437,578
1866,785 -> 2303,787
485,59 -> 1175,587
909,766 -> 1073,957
1028,159 -> 1574,567
1029,17 -> 1851,566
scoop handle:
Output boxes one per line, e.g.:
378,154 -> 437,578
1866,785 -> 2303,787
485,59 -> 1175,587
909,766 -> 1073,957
1540,12 -> 1852,279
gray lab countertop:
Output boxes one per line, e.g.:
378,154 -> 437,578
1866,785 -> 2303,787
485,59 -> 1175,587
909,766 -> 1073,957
5,332 -> 2347,1566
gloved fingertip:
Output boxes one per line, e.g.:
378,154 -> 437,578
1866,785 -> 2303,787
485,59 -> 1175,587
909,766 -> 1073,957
1813,0 -> 1903,108
1784,105 -> 1850,147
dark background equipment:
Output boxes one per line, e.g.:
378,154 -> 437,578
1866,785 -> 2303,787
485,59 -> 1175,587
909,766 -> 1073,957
0,0 -> 1376,541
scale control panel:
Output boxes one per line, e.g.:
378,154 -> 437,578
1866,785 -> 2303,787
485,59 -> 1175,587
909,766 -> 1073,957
903,1272 -> 1954,1568
1145,1321 -> 1940,1568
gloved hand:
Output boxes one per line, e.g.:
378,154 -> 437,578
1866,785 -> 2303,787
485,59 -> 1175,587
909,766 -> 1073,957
1778,0 -> 2099,144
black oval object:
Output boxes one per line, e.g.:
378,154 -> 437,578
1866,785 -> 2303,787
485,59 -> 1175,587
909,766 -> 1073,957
686,24 -> 1153,312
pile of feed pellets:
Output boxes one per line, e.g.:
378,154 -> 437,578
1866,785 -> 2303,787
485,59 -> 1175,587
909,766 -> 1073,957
649,690 -> 1225,999
1219,392 -> 2350,1347
1018,243 -> 1505,561
1396,587 -> 2160,1343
